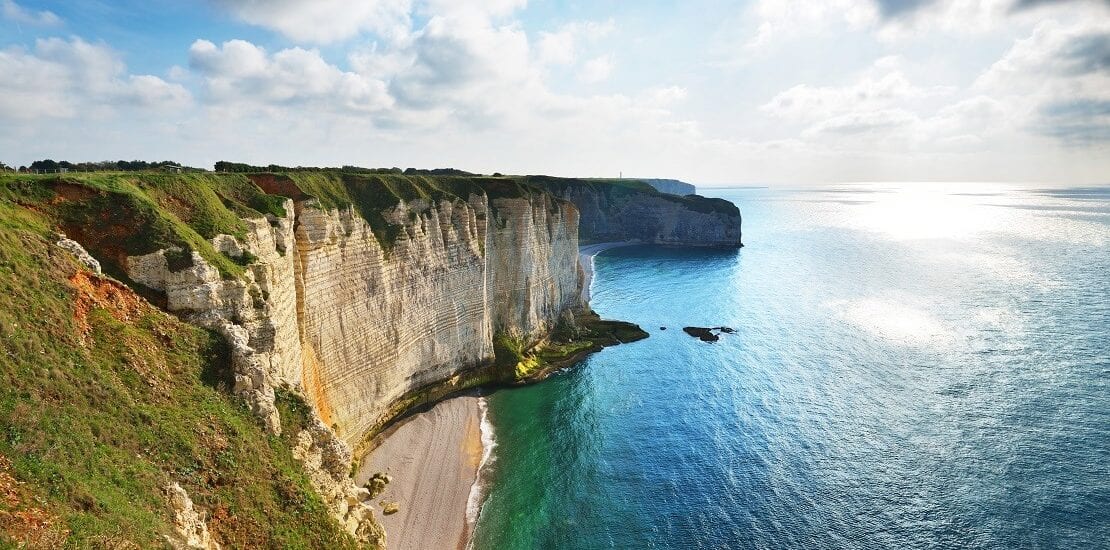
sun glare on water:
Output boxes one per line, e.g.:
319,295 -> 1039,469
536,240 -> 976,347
829,182 -> 1014,241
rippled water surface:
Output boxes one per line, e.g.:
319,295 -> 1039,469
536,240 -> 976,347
471,184 -> 1110,549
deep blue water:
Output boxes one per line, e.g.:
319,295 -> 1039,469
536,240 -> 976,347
471,184 -> 1110,549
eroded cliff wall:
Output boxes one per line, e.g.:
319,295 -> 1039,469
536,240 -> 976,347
118,179 -> 579,447
526,176 -> 742,247
109,179 -> 581,543
294,192 -> 579,445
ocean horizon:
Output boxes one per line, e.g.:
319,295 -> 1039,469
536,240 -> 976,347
472,182 -> 1110,549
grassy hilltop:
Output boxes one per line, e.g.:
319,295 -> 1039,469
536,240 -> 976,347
0,183 -> 363,548
0,169 -> 663,548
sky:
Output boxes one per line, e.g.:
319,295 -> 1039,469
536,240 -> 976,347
1,0 -> 1108,185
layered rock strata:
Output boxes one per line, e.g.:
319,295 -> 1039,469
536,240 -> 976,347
293,193 -> 579,444
117,189 -> 580,544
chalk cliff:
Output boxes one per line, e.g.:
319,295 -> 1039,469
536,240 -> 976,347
105,175 -> 583,544
526,176 -> 742,247
118,175 -> 576,442
13,171 -> 741,546
290,190 -> 579,445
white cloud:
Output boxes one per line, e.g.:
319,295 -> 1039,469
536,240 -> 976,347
1,0 -> 61,27
874,0 -> 1014,38
419,0 -> 527,19
188,39 -> 393,114
216,0 -> 413,44
0,37 -> 189,121
578,55 -> 613,83
873,0 -> 1110,39
537,19 -> 615,66
740,0 -> 1109,49
383,12 -> 542,128
740,0 -> 879,52
802,108 -> 920,137
537,28 -> 576,66
642,86 -> 688,107
762,58 -> 953,124
974,19 -> 1110,143
186,7 -> 652,140
759,56 -> 1019,147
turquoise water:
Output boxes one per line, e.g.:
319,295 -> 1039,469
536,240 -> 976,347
471,184 -> 1110,549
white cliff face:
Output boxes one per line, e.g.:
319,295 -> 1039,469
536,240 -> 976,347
295,192 -> 580,444
55,233 -> 102,274
119,190 -> 581,542
486,196 -> 581,336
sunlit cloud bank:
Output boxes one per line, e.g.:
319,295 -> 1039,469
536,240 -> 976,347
0,0 -> 1107,182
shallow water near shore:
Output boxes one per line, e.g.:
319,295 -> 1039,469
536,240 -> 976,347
470,183 -> 1110,549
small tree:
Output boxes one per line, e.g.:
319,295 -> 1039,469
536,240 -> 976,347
30,159 -> 60,172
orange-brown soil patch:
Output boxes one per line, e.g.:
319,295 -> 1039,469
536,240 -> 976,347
70,271 -> 148,342
248,174 -> 309,200
0,455 -> 69,548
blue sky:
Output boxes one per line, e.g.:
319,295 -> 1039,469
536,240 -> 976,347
1,0 -> 1108,184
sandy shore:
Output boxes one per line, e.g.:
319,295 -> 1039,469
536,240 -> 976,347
353,242 -> 635,549
579,241 -> 638,303
355,395 -> 487,550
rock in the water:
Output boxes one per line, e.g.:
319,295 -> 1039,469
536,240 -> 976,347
682,326 -> 735,342
683,327 -> 719,342
660,326 -> 667,330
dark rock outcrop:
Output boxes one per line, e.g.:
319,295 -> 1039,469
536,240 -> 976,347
526,176 -> 741,247
639,178 -> 696,196
682,326 -> 735,342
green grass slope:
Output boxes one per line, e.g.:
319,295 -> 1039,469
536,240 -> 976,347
0,173 -> 284,282
0,199 -> 364,548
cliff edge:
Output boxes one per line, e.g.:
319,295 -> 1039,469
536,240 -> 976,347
526,176 -> 742,247
0,169 -> 739,548
637,178 -> 697,196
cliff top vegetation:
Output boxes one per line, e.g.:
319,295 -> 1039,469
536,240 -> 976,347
0,194 -> 365,548
0,169 -> 725,278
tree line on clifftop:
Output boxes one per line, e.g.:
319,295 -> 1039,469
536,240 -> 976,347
213,161 -> 475,176
4,159 -> 195,173
0,159 -> 478,176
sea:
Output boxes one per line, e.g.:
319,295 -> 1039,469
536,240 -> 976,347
469,183 -> 1110,550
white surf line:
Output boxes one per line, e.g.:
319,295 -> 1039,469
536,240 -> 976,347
465,396 -> 497,549
579,241 -> 639,303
